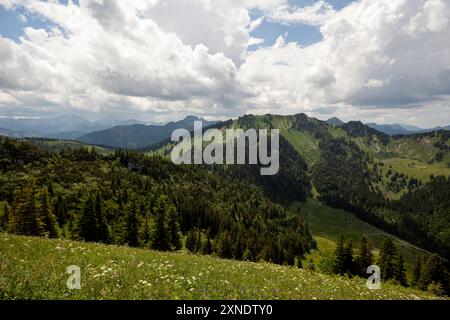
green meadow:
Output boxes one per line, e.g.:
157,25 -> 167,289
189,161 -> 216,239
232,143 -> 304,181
0,233 -> 441,300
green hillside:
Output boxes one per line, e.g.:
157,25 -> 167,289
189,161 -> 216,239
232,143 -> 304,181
0,233 -> 441,300
295,199 -> 430,279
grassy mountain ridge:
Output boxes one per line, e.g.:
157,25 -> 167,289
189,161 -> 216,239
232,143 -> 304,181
147,113 -> 450,261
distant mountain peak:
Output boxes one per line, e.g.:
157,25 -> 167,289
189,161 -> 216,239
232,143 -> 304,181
183,115 -> 201,121
326,117 -> 345,126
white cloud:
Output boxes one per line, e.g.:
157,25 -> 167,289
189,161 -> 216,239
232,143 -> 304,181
266,0 -> 336,26
0,0 -> 450,127
239,0 -> 450,126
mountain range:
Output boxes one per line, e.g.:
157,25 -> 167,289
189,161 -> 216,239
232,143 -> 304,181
77,115 -> 218,149
0,115 -> 161,140
0,113 -> 449,149
326,117 -> 450,135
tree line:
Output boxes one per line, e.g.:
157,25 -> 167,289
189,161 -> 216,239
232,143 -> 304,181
332,235 -> 449,296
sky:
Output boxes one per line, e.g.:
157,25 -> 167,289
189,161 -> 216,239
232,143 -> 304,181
0,0 -> 449,127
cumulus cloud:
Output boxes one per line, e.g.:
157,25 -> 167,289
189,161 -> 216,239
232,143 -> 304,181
0,0 -> 449,126
240,0 -> 450,125
0,0 -> 251,119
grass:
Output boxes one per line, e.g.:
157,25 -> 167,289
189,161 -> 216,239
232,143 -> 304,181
379,157 -> 450,182
295,199 -> 431,279
280,128 -> 321,165
0,233 -> 441,300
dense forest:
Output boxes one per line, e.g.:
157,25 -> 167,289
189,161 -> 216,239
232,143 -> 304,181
0,138 -> 314,266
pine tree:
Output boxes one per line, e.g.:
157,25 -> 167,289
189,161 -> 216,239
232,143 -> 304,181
196,230 -> 203,253
186,228 -> 197,253
333,235 -> 346,275
216,231 -> 233,258
78,194 -> 97,242
38,189 -> 60,238
343,240 -> 354,275
95,192 -> 109,243
378,238 -> 397,281
150,195 -> 171,251
125,194 -> 140,247
16,179 -> 41,236
411,256 -> 422,287
202,233 -> 213,255
419,254 -> 449,293
0,202 -> 9,231
394,253 -> 407,286
54,194 -> 66,227
355,236 -> 373,277
167,204 -> 182,250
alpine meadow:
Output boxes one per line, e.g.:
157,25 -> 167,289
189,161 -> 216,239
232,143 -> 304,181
1,0 -> 450,306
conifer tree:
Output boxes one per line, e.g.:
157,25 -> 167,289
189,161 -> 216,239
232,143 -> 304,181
394,253 -> 407,286
167,204 -> 182,250
355,236 -> 373,277
186,228 -> 197,253
216,231 -> 233,258
139,214 -> 151,246
411,256 -> 422,287
343,240 -> 354,275
196,230 -> 203,253
38,189 -> 60,238
0,202 -> 9,231
202,233 -> 213,255
54,194 -> 66,227
125,194 -> 140,247
333,235 -> 346,275
95,192 -> 109,243
150,195 -> 171,251
378,238 -> 397,281
78,194 -> 97,242
16,179 -> 41,236
419,254 -> 449,293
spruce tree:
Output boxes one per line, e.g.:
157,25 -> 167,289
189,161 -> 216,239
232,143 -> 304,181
202,233 -> 213,255
394,253 -> 407,286
150,195 -> 171,251
333,235 -> 346,275
343,240 -> 354,275
167,204 -> 182,250
54,194 -> 66,227
186,228 -> 197,253
125,194 -> 140,247
419,254 -> 449,293
16,179 -> 41,236
78,194 -> 97,242
38,189 -> 60,238
355,236 -> 373,277
216,231 -> 233,258
411,256 -> 422,287
196,230 -> 203,253
95,192 -> 109,243
378,238 -> 397,281
0,202 -> 9,231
